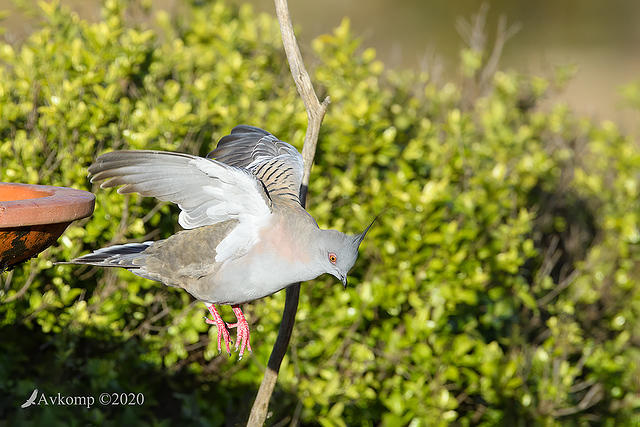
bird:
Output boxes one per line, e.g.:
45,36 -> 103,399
21,388 -> 38,408
63,125 -> 373,359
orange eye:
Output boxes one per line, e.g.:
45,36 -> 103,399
328,253 -> 337,264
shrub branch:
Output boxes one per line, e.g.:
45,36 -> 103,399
247,0 -> 329,425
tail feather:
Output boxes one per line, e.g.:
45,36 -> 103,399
58,242 -> 152,268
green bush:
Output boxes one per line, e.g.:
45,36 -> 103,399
1,1 -> 639,425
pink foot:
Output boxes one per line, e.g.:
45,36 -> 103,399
227,305 -> 252,360
204,303 -> 232,355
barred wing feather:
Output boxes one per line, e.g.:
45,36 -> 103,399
208,125 -> 304,204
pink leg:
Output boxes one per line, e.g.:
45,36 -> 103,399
227,305 -> 252,359
204,303 -> 232,355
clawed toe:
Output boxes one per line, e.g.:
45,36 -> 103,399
204,304 -> 232,355
230,306 -> 252,359
203,304 -> 253,359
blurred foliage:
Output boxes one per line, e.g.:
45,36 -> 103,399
1,0 -> 639,425
621,79 -> 640,112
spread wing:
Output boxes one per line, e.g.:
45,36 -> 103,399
208,125 -> 304,204
89,150 -> 272,230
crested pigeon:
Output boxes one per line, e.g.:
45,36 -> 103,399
64,125 -> 372,359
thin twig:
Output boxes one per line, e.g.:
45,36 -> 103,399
1,269 -> 13,293
479,15 -> 521,89
2,262 -> 39,303
455,3 -> 488,53
537,269 -> 579,306
457,4 -> 520,100
552,383 -> 603,417
247,0 -> 329,425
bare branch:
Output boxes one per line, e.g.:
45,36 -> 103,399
247,1 -> 330,425
552,383 -> 604,417
479,15 -> 521,88
457,3 -> 520,102
1,269 -> 13,293
537,268 -> 579,307
273,0 -> 330,189
456,3 -> 489,53
1,262 -> 38,303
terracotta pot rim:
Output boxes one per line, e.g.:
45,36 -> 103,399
0,182 -> 95,227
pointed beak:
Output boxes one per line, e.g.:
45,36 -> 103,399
330,271 -> 348,289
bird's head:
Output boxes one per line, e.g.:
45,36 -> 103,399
316,218 -> 375,288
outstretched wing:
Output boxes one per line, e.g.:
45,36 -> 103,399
89,150 -> 272,230
208,125 -> 304,204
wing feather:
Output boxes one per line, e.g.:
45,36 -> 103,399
208,125 -> 304,204
89,150 -> 272,231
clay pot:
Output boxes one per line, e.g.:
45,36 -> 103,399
0,183 -> 95,270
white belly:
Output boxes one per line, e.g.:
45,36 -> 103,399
208,254 -> 295,304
